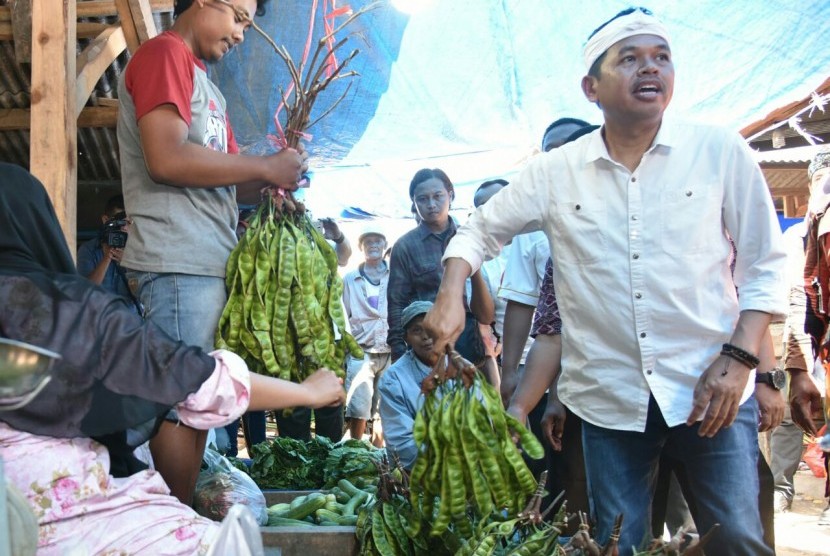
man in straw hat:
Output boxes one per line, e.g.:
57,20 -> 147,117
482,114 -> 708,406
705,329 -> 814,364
424,7 -> 785,554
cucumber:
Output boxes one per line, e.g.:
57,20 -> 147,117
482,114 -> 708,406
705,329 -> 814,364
342,490 -> 368,516
267,503 -> 291,513
314,508 -> 343,523
324,500 -> 345,513
337,514 -> 358,526
331,488 -> 350,504
337,479 -> 363,498
273,492 -> 328,520
267,516 -> 315,527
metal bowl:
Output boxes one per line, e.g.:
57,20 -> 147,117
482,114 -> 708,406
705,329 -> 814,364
0,338 -> 60,411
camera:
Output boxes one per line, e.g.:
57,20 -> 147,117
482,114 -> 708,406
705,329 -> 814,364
99,215 -> 128,248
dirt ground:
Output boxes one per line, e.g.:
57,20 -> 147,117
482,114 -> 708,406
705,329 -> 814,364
774,468 -> 829,556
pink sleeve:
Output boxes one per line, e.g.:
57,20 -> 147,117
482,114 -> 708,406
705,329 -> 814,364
176,349 -> 251,429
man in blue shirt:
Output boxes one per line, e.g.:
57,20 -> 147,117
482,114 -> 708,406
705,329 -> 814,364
378,300 -> 435,469
77,195 -> 140,314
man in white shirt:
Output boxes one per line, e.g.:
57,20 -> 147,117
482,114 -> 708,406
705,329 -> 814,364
424,7 -> 785,555
342,225 -> 391,444
499,118 -> 592,407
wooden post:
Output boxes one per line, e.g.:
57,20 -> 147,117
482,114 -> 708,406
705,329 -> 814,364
116,0 -> 158,54
8,0 -> 32,63
29,0 -> 77,253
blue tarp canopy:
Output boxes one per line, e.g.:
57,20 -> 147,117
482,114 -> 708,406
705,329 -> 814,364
211,0 -> 830,220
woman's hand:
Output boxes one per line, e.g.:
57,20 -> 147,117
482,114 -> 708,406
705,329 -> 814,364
301,368 -> 345,408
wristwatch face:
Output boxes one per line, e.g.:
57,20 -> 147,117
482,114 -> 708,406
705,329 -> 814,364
771,369 -> 787,390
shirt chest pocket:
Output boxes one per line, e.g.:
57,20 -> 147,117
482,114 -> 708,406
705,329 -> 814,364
410,259 -> 442,293
660,183 -> 721,255
553,200 -> 607,265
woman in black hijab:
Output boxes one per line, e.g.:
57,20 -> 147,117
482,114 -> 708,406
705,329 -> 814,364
0,163 -> 345,554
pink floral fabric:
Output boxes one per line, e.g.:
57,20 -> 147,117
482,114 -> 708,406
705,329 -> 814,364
0,350 -> 251,555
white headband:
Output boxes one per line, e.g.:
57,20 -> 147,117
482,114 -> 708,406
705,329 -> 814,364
583,9 -> 671,71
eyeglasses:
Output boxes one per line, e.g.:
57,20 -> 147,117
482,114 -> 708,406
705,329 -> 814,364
213,0 -> 252,25
587,6 -> 654,41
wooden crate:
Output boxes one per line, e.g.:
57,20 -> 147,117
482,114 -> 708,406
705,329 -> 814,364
262,490 -> 317,506
260,525 -> 357,555
260,490 -> 358,556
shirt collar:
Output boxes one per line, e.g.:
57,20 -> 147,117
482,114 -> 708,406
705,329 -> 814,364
356,261 -> 389,280
584,119 -> 677,165
406,350 -> 434,378
414,219 -> 457,240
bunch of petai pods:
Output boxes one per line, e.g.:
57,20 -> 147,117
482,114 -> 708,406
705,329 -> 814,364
215,195 -> 362,380
408,350 -> 545,537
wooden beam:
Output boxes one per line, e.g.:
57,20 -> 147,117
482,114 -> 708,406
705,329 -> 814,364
78,105 -> 119,127
782,196 -> 797,219
0,107 -> 119,130
127,0 -> 159,43
0,109 -> 29,130
76,24 -> 127,117
30,0 -> 77,253
78,0 -> 173,18
0,21 -> 113,41
115,0 -> 141,54
0,0 -> 172,21
114,0 -> 159,54
9,0 -> 32,64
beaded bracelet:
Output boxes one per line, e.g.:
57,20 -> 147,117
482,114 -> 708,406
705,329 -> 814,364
720,343 -> 760,369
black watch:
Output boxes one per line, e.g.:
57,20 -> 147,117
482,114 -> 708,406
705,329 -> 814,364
755,368 -> 786,390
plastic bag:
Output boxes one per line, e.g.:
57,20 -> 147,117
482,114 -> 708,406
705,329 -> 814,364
804,424 -> 828,479
194,447 -> 268,525
206,503 -> 266,556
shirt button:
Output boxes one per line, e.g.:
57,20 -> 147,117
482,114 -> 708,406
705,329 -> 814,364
646,369 -> 653,375
631,177 -> 637,183
635,292 -> 642,299
640,332 -> 647,338
686,190 -> 693,197
575,204 -> 581,210
633,253 -> 640,260
632,215 -> 638,221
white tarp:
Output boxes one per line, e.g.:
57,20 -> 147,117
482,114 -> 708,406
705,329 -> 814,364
211,0 -> 830,219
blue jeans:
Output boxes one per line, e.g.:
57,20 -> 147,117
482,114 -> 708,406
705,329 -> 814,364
125,271 -> 226,351
582,395 -> 771,556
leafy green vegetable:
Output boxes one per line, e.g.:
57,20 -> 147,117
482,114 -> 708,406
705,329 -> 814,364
322,439 -> 383,488
248,436 -> 383,490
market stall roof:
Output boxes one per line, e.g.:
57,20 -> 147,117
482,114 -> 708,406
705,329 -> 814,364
743,77 -> 830,216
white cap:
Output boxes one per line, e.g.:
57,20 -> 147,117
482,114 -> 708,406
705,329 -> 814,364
583,8 -> 671,71
358,224 -> 386,246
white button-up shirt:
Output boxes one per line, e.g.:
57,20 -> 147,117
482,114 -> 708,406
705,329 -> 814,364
496,232 -> 548,364
480,244 -> 510,337
444,120 -> 787,431
342,264 -> 391,353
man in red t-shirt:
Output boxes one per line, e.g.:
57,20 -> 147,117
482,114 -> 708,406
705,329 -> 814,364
117,0 -> 308,506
